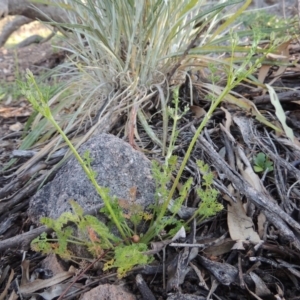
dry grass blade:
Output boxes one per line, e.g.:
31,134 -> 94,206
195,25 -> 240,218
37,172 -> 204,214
19,264 -> 75,294
9,0 -> 295,182
0,269 -> 14,300
266,84 -> 295,141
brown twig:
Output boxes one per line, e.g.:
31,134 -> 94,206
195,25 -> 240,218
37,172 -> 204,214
196,131 -> 300,245
57,254 -> 105,300
0,16 -> 33,47
253,90 -> 300,105
0,225 -> 51,252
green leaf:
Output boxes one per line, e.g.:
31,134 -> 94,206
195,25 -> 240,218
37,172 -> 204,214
69,200 -> 84,218
265,161 -> 274,171
194,160 -> 223,221
111,243 -> 153,278
254,165 -> 264,173
253,152 -> 273,173
254,152 -> 266,167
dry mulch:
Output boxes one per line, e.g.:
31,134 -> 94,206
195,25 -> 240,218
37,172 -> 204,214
1,36 -> 300,300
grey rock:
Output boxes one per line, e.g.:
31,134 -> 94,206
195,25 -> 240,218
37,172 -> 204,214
81,284 -> 136,300
29,133 -> 156,224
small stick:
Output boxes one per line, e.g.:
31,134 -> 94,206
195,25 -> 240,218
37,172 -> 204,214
238,253 -> 245,289
136,274 -> 156,300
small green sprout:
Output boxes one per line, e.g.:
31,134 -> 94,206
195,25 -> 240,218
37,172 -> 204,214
253,152 -> 274,173
190,160 -> 223,223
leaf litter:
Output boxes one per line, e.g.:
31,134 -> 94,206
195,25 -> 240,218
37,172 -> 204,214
1,5 -> 300,300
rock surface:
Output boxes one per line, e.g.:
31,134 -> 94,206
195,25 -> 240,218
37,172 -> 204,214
29,133 -> 156,224
41,254 -> 66,276
81,284 -> 136,300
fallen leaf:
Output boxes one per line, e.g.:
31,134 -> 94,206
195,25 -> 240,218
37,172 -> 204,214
231,240 -> 246,250
37,282 -> 83,300
9,122 -> 23,132
0,269 -> 14,300
190,105 -> 206,118
19,270 -> 75,294
258,64 -> 270,84
0,105 -> 32,118
224,185 -> 261,244
266,84 -> 294,142
249,272 -> 272,297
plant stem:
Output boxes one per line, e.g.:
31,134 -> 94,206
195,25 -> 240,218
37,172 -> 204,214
142,87 -> 230,244
166,88 -> 228,205
48,115 -> 128,241
153,39 -> 276,231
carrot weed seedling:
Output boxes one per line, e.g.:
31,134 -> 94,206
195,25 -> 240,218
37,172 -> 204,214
188,160 -> 223,224
20,0 -> 297,279
25,71 -> 223,276
31,200 -> 154,278
253,152 -> 274,173
165,28 -> 286,211
23,24 -> 287,274
19,70 -> 131,241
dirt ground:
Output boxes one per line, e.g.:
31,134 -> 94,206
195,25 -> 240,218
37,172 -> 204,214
0,45 -> 67,175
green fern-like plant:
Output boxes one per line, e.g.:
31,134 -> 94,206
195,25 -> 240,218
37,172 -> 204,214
141,87 -> 191,243
28,78 -> 222,277
31,200 -> 153,276
31,200 -> 120,256
144,157 -> 185,241
141,85 -> 224,242
188,160 -> 223,223
104,243 -> 153,279
19,70 -> 133,241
